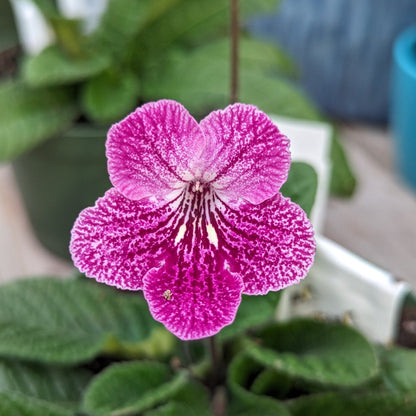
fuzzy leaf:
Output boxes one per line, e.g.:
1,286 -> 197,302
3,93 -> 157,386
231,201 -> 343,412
228,355 -> 290,416
83,362 -> 188,416
380,347 -> 416,392
250,368 -> 292,398
247,320 -> 378,388
219,291 -> 281,341
82,71 -> 140,123
288,391 -> 416,416
0,391 -> 72,416
228,391 -> 290,416
143,381 -> 212,416
280,162 -> 317,216
0,359 -> 91,409
22,45 -> 110,87
0,80 -> 77,161
0,278 -> 174,364
228,353 -> 265,399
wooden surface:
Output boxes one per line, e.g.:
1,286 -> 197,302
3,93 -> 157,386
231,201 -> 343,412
0,125 -> 415,288
324,125 -> 416,287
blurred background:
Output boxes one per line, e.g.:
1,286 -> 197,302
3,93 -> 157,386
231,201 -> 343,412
0,0 -> 415,296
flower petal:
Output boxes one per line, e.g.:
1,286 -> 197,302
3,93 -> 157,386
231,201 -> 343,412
214,193 -> 315,294
70,188 -> 178,290
143,260 -> 243,341
106,100 -> 204,200
199,103 -> 290,204
141,182 -> 243,340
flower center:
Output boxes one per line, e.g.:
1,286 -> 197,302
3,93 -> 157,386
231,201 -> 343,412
173,180 -> 219,249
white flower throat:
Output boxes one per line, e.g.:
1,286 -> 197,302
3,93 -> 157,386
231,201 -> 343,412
174,180 -> 219,249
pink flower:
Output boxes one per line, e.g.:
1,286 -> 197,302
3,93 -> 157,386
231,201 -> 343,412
70,100 -> 315,340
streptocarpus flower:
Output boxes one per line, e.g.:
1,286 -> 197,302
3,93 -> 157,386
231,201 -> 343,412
70,100 -> 315,340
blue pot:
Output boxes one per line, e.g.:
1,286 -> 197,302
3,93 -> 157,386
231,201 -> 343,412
391,25 -> 416,191
249,0 -> 416,122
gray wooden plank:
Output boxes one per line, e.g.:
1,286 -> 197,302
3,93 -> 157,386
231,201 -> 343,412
324,126 -> 416,289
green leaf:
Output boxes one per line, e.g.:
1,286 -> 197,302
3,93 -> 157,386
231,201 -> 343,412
0,80 -> 78,161
29,0 -> 57,19
330,130 -> 357,197
142,39 -> 318,119
83,362 -> 188,416
380,347 -> 416,392
250,368 -> 292,398
22,45 -> 110,87
142,45 -> 227,114
0,278 -> 175,364
0,359 -> 91,409
90,0 -> 167,55
248,319 -> 379,388
180,37 -> 296,78
228,355 -> 290,416
0,391 -> 72,416
219,291 -> 282,341
137,0 -> 280,53
288,391 -> 416,416
82,71 -> 140,123
228,391 -> 290,416
240,70 -> 320,120
30,0 -> 86,57
280,162 -> 317,216
49,16 -> 86,58
144,381 -> 212,416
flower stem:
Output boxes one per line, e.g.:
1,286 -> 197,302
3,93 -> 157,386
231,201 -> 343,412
209,335 -> 219,371
207,334 -> 221,392
230,0 -> 239,104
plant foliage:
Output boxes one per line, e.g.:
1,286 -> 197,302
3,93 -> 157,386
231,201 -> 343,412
0,274 -> 414,415
0,278 -> 174,364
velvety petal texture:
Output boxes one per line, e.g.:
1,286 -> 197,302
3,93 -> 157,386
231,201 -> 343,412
106,100 -> 204,201
70,188 -> 175,290
199,104 -> 291,204
144,265 -> 242,340
70,100 -> 315,340
213,193 -> 315,295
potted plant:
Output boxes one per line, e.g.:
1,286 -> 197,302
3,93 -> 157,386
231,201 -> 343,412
0,97 -> 414,415
0,2 -> 415,414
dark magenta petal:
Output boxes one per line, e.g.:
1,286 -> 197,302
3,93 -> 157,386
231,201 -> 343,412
214,193 -> 315,294
143,262 -> 243,341
199,103 -> 291,204
142,183 -> 244,340
106,100 -> 204,201
70,188 -> 178,290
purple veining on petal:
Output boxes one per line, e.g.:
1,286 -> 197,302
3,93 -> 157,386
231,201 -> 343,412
199,103 -> 291,204
212,193 -> 316,295
70,182 -> 244,339
143,181 -> 243,340
144,264 -> 242,341
70,188 -> 179,290
106,100 -> 205,201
